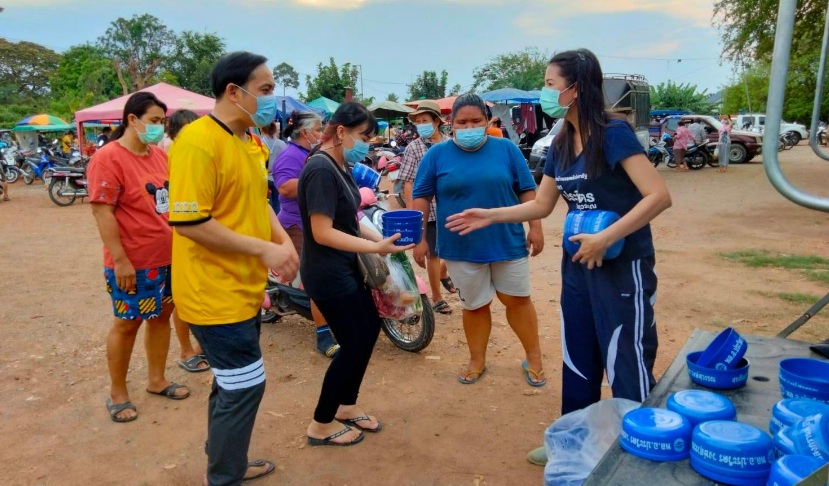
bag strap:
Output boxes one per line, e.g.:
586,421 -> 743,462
319,152 -> 360,208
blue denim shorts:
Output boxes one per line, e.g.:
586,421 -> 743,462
104,265 -> 172,320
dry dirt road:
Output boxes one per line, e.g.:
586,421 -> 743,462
0,146 -> 827,485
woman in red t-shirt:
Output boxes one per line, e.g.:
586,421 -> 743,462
88,92 -> 190,423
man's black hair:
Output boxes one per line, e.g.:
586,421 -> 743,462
211,51 -> 268,99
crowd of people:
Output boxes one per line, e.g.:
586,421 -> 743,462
84,47 -> 671,485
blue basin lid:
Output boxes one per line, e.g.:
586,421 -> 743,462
771,399 -> 829,432
667,390 -> 736,426
620,408 -> 692,461
690,421 -> 775,485
767,455 -> 825,486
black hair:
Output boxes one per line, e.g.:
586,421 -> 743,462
311,102 -> 377,158
102,127 -> 112,134
167,109 -> 199,141
549,48 -> 616,179
211,51 -> 268,99
451,93 -> 487,121
260,121 -> 278,137
284,111 -> 322,140
678,120 -> 686,126
110,92 -> 168,141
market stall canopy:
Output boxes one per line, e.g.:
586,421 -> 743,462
75,83 -> 215,122
306,96 -> 340,115
275,96 -> 326,119
368,100 -> 414,119
479,88 -> 539,104
404,96 -> 494,114
12,113 -> 73,132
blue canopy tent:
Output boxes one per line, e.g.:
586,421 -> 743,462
479,87 -> 539,104
275,96 -> 326,120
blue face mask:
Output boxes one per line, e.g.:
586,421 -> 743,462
416,123 -> 435,139
234,84 -> 277,128
344,131 -> 370,164
539,85 -> 575,119
135,119 -> 165,144
454,127 -> 486,150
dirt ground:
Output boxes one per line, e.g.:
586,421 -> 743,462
1,146 -> 827,486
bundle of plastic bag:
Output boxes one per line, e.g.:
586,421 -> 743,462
544,398 -> 640,486
371,252 -> 422,320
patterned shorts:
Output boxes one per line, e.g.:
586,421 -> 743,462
104,265 -> 172,320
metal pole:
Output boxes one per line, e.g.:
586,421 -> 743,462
763,0 -> 829,212
742,63 -> 753,113
776,292 -> 829,338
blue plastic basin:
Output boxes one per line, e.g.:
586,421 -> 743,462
696,327 -> 748,370
769,399 -> 829,436
562,210 -> 625,259
779,358 -> 829,403
352,163 -> 381,189
691,421 -> 775,486
766,455 -> 825,486
687,351 -> 750,390
381,210 -> 423,246
619,408 -> 692,462
773,413 -> 829,461
666,390 -> 737,427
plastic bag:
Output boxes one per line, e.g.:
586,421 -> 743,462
544,398 -> 640,486
371,252 -> 422,320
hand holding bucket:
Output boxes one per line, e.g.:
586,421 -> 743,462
381,210 -> 423,246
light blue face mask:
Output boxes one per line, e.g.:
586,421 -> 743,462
539,84 -> 575,119
454,127 -> 486,150
416,123 -> 435,139
234,84 -> 277,128
344,131 -> 370,164
135,119 -> 165,144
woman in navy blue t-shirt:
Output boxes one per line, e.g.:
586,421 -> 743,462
448,50 -> 672,416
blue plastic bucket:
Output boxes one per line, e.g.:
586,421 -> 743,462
352,163 -> 381,189
619,408 -> 692,462
766,455 -> 825,486
666,390 -> 737,427
381,210 -> 423,246
687,351 -> 750,390
690,421 -> 775,486
773,413 -> 829,461
779,358 -> 829,403
696,327 -> 748,370
769,399 -> 829,436
562,210 -> 625,259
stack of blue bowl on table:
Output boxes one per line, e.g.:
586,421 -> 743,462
618,327 -> 829,485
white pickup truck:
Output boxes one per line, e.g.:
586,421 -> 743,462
735,113 -> 809,144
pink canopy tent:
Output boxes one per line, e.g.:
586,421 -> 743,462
74,83 -> 215,136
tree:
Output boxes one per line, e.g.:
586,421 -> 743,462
272,62 -> 299,97
721,64 -> 771,116
303,58 -> 360,102
650,81 -> 715,114
407,70 -> 448,100
49,44 -> 122,120
97,14 -> 175,94
385,93 -> 399,102
167,31 -> 225,96
449,84 -> 463,96
472,47 -> 548,92
0,38 -> 61,127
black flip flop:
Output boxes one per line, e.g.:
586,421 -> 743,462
307,426 -> 365,447
243,459 -> 276,482
440,277 -> 457,293
432,300 -> 452,315
337,415 -> 383,433
106,398 -> 137,423
146,382 -> 190,400
178,355 -> 210,373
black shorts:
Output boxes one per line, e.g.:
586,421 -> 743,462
426,221 -> 438,256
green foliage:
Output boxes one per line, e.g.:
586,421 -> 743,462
650,81 -> 714,114
0,38 -> 61,127
385,93 -> 399,102
303,58 -> 360,103
449,84 -> 463,96
714,0 -> 829,120
472,47 -> 548,92
97,14 -> 175,93
166,31 -> 225,96
272,62 -> 299,97
48,44 -> 122,120
407,70 -> 448,100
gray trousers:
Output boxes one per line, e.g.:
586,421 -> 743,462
190,315 -> 265,486
719,139 -> 731,167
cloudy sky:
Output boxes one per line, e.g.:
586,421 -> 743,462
1,0 -> 734,99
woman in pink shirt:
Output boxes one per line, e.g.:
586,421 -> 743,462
672,120 -> 693,171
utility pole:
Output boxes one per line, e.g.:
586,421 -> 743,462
355,64 -> 363,100
742,62 -> 753,113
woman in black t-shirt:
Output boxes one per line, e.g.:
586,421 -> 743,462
298,102 -> 413,447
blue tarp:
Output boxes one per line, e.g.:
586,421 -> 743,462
275,96 -> 326,120
479,88 -> 539,104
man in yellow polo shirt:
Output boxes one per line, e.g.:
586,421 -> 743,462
168,51 -> 298,486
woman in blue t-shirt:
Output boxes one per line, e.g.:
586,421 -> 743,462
447,50 -> 672,415
412,93 -> 547,387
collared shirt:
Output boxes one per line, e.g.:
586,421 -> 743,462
689,123 -> 706,144
400,134 -> 447,222
273,141 -> 309,229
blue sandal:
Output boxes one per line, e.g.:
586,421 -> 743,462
522,361 -> 547,387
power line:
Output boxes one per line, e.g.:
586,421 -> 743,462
597,54 -> 722,62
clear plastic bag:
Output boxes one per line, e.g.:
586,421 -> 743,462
544,398 -> 640,486
371,252 -> 422,320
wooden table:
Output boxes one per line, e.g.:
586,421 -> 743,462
583,329 -> 829,486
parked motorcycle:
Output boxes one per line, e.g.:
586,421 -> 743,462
2,148 -> 24,184
261,187 -> 436,353
47,166 -> 88,206
22,149 -> 59,185
648,135 -> 672,168
657,134 -> 708,170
